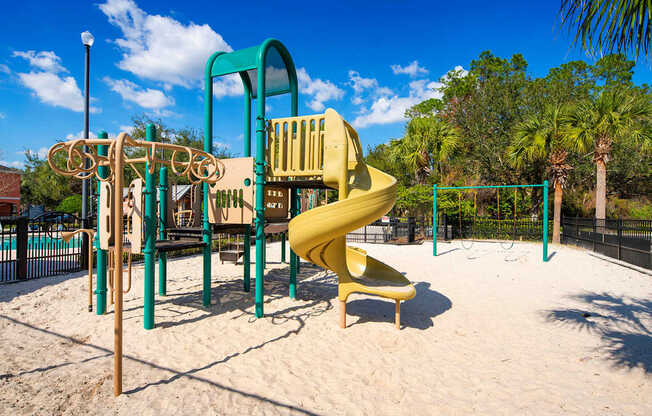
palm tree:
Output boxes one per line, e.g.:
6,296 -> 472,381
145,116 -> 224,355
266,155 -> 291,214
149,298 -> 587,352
560,0 -> 651,61
390,117 -> 460,185
564,89 -> 652,220
510,104 -> 573,244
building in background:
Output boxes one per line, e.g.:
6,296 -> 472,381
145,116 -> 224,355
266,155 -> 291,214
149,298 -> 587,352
0,164 -> 23,216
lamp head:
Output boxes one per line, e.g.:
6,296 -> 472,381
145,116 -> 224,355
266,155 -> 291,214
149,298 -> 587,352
81,31 -> 94,47
61,231 -> 75,244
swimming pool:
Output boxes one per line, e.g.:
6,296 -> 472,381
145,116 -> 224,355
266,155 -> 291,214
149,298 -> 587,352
1,235 -> 82,250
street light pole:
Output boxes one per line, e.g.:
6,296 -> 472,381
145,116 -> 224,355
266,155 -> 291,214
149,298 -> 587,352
81,31 -> 94,269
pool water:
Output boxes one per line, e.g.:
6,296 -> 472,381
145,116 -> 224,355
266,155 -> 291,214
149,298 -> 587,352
1,236 -> 82,250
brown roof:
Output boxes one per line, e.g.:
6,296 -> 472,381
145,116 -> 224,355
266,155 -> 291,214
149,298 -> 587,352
0,164 -> 23,174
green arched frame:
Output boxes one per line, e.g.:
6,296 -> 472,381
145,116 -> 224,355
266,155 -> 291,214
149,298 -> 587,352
203,39 -> 299,317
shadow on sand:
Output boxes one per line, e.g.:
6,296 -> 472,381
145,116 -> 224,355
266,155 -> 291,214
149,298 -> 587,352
0,268 -> 89,304
543,292 -> 652,373
347,282 -> 452,329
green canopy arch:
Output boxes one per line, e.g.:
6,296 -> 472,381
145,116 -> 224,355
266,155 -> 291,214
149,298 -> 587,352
202,39 -> 299,317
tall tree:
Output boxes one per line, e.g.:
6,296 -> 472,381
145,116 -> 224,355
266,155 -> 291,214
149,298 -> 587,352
560,0 -> 651,60
390,116 -> 459,185
564,89 -> 652,219
510,104 -> 573,243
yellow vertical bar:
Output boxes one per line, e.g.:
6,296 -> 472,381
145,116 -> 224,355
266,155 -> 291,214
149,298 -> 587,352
292,121 -> 301,173
283,122 -> 289,173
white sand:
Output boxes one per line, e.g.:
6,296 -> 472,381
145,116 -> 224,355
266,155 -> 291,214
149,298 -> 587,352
1,240 -> 650,415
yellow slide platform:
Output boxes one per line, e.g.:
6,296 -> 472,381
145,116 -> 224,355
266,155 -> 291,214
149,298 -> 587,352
267,109 -> 416,329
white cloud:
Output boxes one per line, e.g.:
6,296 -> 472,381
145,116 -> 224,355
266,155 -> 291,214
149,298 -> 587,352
13,50 -> 67,73
0,160 -> 24,169
297,68 -> 344,112
348,70 -> 393,105
17,71 -> 99,113
104,77 -> 174,110
119,125 -> 134,134
391,61 -> 428,77
27,147 -> 50,159
349,70 -> 379,94
214,141 -> 230,150
352,79 -> 443,128
0,64 -> 10,74
13,50 -> 99,113
66,131 -> 98,140
441,65 -> 469,81
350,65 -> 468,128
99,0 -> 232,88
213,73 -> 243,98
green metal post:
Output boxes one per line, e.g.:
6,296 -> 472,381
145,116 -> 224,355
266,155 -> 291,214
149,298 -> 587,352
295,189 -> 301,274
95,131 -> 108,315
144,124 -> 156,329
158,167 -> 168,296
542,180 -> 549,262
243,83 -> 252,293
289,189 -> 298,298
203,53 -> 223,307
433,184 -> 437,256
254,59 -> 267,318
289,61 -> 299,297
281,232 -> 286,263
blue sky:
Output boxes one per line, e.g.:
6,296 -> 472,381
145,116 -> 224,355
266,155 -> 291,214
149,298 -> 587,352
1,0 -> 650,168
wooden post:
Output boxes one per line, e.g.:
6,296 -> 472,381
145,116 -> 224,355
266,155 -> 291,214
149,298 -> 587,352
113,134 -> 127,397
395,300 -> 401,330
339,300 -> 346,328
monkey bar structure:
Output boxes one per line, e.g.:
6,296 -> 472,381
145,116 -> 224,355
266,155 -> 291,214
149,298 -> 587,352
48,132 -> 223,396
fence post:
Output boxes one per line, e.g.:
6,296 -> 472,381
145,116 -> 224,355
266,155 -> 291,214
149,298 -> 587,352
617,218 -> 622,261
433,184 -> 437,256
542,180 -> 549,262
16,216 -> 28,279
592,217 -> 596,252
442,213 -> 448,241
408,216 -> 415,243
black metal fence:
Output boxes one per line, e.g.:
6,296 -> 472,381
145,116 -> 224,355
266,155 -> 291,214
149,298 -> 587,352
448,216 -> 552,241
0,213 -> 83,283
347,215 -> 552,244
347,217 -> 437,243
562,217 -> 652,270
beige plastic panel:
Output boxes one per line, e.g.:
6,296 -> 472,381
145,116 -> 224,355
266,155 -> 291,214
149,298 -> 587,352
126,178 -> 143,254
99,182 -> 114,250
266,114 -> 326,178
265,186 -> 289,219
207,157 -> 254,225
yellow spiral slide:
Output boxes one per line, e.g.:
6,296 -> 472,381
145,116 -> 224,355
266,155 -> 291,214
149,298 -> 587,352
268,109 -> 416,329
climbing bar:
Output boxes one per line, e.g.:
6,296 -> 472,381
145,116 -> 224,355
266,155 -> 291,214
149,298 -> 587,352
47,135 -> 225,185
437,184 -> 544,190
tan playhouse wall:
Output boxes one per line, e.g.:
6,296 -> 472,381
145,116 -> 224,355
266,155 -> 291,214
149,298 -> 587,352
207,157 -> 254,225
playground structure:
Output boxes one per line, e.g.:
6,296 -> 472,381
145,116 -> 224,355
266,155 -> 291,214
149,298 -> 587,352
432,183 -> 550,262
45,39 -> 415,396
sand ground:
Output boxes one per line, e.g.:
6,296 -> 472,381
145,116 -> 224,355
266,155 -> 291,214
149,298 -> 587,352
0,240 -> 650,415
